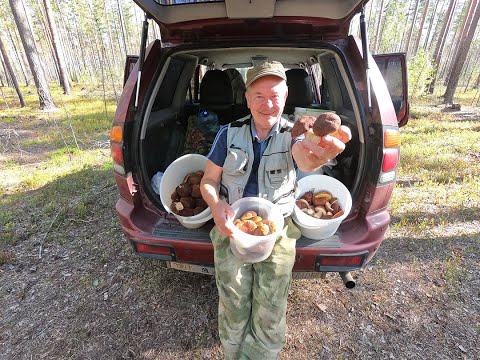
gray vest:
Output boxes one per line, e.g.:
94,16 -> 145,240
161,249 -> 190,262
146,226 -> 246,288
220,115 -> 297,216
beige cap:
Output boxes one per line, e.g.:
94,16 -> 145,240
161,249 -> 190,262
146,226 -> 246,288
245,61 -> 287,88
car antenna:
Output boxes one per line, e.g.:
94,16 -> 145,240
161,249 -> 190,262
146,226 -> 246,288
135,13 -> 150,111
360,6 -> 372,113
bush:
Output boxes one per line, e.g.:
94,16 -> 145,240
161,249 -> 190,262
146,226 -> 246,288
408,50 -> 435,101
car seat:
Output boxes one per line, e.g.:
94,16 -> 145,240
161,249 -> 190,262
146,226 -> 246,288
224,68 -> 246,105
284,69 -> 314,115
224,68 -> 250,120
200,69 -> 234,125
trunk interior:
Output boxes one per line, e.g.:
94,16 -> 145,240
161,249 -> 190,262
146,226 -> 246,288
137,45 -> 365,219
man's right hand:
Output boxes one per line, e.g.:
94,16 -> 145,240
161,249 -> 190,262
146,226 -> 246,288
200,160 -> 236,237
212,200 -> 235,237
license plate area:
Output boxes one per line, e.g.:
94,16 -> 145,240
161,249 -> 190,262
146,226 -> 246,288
167,261 -> 215,275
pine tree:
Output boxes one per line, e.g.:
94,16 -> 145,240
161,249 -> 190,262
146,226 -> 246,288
9,0 -> 56,109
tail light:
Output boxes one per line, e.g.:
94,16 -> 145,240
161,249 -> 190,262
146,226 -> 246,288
379,127 -> 400,184
134,242 -> 175,261
110,125 -> 125,174
316,252 -> 367,271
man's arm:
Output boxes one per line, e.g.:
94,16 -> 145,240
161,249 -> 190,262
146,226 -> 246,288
292,125 -> 352,172
200,160 -> 235,236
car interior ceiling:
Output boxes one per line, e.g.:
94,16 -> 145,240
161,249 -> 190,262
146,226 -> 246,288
141,48 -> 360,191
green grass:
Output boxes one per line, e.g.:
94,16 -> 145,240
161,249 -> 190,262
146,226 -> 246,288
0,83 -> 118,246
389,106 -> 480,237
412,86 -> 480,106
1,83 -> 117,146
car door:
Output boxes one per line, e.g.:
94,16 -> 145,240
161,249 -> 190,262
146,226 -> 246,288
373,53 -> 410,127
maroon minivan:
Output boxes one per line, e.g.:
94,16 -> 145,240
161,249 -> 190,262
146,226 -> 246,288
111,0 -> 409,285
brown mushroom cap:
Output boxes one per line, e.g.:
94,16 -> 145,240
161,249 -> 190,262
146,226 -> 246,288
312,113 -> 341,137
190,184 -> 202,198
187,174 -> 202,185
291,115 -> 316,138
176,183 -> 192,197
180,196 -> 196,209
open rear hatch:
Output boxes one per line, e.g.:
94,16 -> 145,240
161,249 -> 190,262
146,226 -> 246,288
132,0 -> 368,44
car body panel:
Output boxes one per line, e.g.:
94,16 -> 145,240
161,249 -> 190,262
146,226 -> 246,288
133,0 -> 368,44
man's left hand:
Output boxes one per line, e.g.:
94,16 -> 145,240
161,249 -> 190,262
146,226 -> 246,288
292,125 -> 352,172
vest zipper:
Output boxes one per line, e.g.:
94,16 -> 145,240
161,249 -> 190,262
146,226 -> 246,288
272,188 -> 296,204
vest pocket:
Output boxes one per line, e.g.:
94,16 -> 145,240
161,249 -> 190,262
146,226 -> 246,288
265,153 -> 288,189
223,147 -> 248,176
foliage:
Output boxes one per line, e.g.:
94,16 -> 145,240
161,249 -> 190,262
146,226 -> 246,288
377,0 -> 409,54
407,49 -> 436,101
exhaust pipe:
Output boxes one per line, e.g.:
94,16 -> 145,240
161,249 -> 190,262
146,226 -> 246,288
339,272 -> 355,289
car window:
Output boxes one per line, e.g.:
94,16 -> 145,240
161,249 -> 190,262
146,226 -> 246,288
375,58 -> 403,112
330,58 -> 353,110
153,57 -> 186,110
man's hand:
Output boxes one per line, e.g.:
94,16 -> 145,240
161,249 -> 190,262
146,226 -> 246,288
200,160 -> 236,237
211,199 -> 235,237
292,125 -> 352,172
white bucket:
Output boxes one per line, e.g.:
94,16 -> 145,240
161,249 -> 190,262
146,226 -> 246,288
293,175 -> 352,240
228,197 -> 284,263
294,107 -> 335,122
159,154 -> 212,229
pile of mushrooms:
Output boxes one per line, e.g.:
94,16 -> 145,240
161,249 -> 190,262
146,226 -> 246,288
295,190 -> 344,219
170,171 -> 208,217
233,211 -> 277,236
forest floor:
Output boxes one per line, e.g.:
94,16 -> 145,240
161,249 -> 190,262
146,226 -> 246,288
0,91 -> 479,359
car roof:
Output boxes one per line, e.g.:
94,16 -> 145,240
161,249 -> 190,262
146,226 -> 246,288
133,0 -> 368,43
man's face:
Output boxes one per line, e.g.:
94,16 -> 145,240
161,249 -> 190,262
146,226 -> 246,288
245,75 -> 288,128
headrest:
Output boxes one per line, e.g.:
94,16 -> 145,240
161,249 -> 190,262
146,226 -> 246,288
200,70 -> 234,105
285,69 -> 313,106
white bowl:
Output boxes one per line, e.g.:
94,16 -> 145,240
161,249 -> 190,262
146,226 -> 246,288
228,197 -> 284,263
293,175 -> 352,240
159,154 -> 212,229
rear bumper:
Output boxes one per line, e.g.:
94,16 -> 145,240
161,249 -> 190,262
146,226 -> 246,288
116,198 -> 389,272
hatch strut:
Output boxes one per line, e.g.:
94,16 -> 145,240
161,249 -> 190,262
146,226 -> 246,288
135,13 -> 150,111
360,6 -> 372,113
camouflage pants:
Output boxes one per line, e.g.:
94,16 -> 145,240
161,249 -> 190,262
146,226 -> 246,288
210,217 -> 301,360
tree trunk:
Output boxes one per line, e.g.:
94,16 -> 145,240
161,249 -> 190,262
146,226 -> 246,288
428,0 -> 457,93
7,27 -> 30,86
53,0 -> 79,83
116,0 -> 129,55
463,55 -> 479,91
444,0 -> 476,82
405,0 -> 421,55
399,0 -> 414,51
43,0 -> 70,94
0,35 -> 27,107
373,0 -> 385,53
473,71 -> 480,89
413,0 -> 430,53
443,1 -> 480,103
0,56 -> 12,87
103,1 -> 119,68
424,0 -> 444,50
11,21 -> 33,83
9,0 -> 56,110
37,0 -> 60,83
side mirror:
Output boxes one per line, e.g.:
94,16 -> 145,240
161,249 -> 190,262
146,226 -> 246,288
373,53 -> 409,127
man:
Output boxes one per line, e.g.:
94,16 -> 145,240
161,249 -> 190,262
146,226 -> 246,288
200,61 -> 351,359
